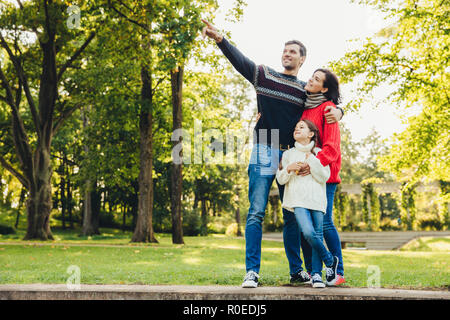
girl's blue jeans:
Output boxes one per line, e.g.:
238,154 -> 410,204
293,207 -> 333,276
300,183 -> 344,276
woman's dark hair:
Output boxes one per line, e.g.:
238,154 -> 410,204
315,68 -> 341,105
299,119 -> 321,154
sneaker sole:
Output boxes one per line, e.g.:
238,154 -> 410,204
290,280 -> 312,285
242,281 -> 258,288
312,282 -> 326,288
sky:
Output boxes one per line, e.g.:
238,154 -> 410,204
212,0 -> 408,143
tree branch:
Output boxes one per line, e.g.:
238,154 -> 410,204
0,32 -> 41,138
0,63 -> 16,107
151,76 -> 167,96
57,31 -> 96,82
52,104 -> 82,135
43,0 -> 53,43
107,0 -> 150,32
0,154 -> 29,188
16,0 -> 24,9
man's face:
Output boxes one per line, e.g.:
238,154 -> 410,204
281,44 -> 304,71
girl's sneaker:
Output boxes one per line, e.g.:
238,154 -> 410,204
325,256 -> 339,285
311,274 -> 325,288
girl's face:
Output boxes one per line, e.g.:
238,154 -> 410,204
304,71 -> 328,94
294,121 -> 314,142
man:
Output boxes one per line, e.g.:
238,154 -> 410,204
202,20 -> 343,288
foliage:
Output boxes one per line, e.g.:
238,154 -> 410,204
0,224 -> 15,235
361,178 -> 383,231
332,0 -> 449,185
400,182 -> 418,230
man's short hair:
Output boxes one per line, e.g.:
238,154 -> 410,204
285,40 -> 307,57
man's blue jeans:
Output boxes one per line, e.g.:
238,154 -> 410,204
293,207 -> 333,276
245,144 -> 304,274
300,183 -> 344,276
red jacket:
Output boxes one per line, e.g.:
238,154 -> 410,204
301,101 -> 341,184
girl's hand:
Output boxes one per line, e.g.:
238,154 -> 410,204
287,162 -> 302,174
256,112 -> 261,122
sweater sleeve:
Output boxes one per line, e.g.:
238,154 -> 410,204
216,37 -> 256,83
276,152 -> 294,185
306,154 -> 330,184
316,104 -> 341,167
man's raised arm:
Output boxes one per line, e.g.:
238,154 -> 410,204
202,20 -> 256,83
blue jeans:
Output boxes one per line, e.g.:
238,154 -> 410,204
300,183 -> 344,276
294,207 -> 333,276
245,144 -> 304,274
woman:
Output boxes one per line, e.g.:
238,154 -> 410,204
300,68 -> 345,286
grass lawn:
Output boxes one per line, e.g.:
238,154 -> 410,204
0,228 -> 449,290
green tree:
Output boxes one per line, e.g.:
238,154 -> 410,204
0,1 -> 99,240
332,0 -> 449,186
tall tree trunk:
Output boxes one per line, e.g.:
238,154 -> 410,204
82,182 -> 95,236
235,207 -> 242,237
122,205 -> 127,231
81,106 -> 96,236
132,65 -> 158,243
60,162 -> 66,230
170,67 -> 184,244
15,187 -> 26,229
91,187 -> 101,234
67,173 -> 73,229
24,144 -> 54,240
200,198 -> 208,236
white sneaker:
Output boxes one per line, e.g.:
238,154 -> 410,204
242,271 -> 259,288
311,274 -> 326,288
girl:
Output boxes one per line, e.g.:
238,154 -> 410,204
276,119 -> 338,288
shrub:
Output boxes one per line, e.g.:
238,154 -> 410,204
182,208 -> 202,236
418,218 -> 444,231
0,224 -> 16,235
341,221 -> 362,232
225,223 -> 243,236
379,218 -> 402,231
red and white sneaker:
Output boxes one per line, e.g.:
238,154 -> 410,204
327,274 -> 346,286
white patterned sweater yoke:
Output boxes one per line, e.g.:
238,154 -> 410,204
276,141 -> 331,213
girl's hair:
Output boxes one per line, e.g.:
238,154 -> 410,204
315,68 -> 341,105
299,119 -> 321,155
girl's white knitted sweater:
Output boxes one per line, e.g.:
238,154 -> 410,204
276,141 -> 330,213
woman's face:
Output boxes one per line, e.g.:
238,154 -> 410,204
293,121 -> 313,142
304,71 -> 328,94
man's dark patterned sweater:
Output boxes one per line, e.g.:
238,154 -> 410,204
217,37 -> 307,147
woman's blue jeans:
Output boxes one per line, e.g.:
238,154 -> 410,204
300,183 -> 344,276
245,144 -> 304,274
293,207 -> 333,276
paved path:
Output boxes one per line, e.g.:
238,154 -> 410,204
0,284 -> 449,300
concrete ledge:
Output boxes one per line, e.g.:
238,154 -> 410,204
0,284 -> 449,300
